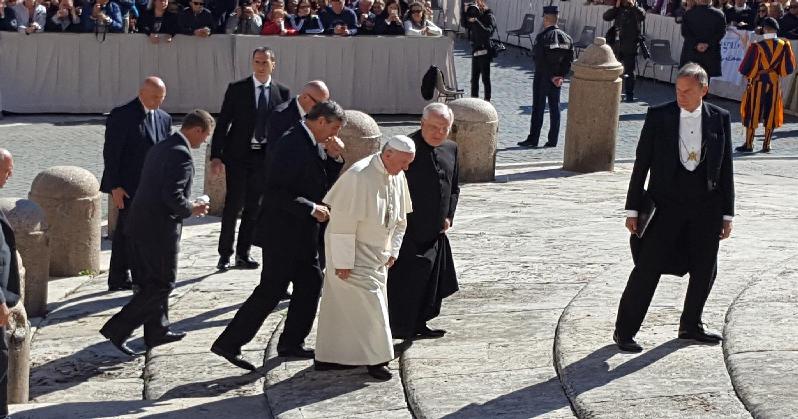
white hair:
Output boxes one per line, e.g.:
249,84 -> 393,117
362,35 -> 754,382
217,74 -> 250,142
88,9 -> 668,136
422,102 -> 454,126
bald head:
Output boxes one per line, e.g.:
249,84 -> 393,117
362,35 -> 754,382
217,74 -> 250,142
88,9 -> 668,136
298,80 -> 330,113
0,148 -> 13,189
138,76 -> 167,110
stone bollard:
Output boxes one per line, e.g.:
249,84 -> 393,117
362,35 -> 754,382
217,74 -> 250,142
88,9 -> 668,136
0,198 -> 49,318
563,37 -> 624,173
448,98 -> 499,183
28,166 -> 101,277
107,198 -> 119,239
339,110 -> 382,172
7,252 -> 30,404
203,144 -> 226,217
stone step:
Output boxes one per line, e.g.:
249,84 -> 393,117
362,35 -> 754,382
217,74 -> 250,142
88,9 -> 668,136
9,396 -> 270,418
724,256 -> 798,419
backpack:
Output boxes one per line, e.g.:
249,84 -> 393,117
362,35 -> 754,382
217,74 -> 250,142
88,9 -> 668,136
421,66 -> 438,100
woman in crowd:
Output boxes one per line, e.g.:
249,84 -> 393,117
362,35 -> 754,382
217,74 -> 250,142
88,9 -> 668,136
225,0 -> 262,34
371,0 -> 383,15
375,0 -> 402,34
13,0 -> 47,33
261,7 -> 296,33
138,0 -> 178,40
46,0 -> 81,31
403,1 -> 440,36
82,0 -> 123,32
288,0 -> 323,33
754,2 -> 770,33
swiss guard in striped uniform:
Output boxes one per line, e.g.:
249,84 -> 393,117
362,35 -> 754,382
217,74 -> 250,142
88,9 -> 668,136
736,17 -> 796,153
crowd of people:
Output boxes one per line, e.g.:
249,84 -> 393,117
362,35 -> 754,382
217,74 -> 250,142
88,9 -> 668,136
0,0 -> 444,37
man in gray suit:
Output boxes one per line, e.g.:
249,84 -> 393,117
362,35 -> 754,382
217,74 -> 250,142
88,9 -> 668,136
0,148 -> 22,419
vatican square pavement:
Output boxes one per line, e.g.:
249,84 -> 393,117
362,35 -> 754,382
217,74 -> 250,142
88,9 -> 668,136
2,38 -> 798,418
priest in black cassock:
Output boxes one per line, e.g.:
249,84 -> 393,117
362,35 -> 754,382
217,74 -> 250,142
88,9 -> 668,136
388,102 -> 460,340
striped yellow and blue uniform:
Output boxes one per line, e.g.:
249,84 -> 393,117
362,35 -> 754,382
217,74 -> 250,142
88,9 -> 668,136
739,37 -> 796,130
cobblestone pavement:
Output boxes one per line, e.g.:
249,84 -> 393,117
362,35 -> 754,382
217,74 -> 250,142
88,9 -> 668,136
2,38 -> 798,419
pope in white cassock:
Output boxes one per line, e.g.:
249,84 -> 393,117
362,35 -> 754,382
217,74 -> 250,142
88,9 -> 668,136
313,135 -> 416,381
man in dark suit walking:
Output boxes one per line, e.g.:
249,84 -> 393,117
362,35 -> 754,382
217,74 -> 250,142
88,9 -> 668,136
100,110 -> 214,356
0,149 -> 21,419
101,77 -> 172,291
266,80 -> 330,151
212,101 -> 346,371
210,47 -> 291,271
614,63 -> 735,353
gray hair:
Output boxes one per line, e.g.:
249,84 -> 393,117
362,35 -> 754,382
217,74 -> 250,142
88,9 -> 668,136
182,109 -> 216,132
677,62 -> 709,86
422,102 -> 453,125
306,100 -> 347,125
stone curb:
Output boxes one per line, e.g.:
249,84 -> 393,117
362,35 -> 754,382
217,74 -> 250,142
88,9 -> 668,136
723,255 -> 798,419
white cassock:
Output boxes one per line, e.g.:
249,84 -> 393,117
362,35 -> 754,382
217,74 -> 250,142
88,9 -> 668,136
314,153 -> 413,366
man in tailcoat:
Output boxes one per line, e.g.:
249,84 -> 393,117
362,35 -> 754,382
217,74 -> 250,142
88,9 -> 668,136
680,0 -> 727,78
212,101 -> 346,371
101,77 -> 172,291
100,111 -> 213,356
210,47 -> 291,271
388,102 -> 460,340
0,149 -> 21,419
614,63 -> 735,353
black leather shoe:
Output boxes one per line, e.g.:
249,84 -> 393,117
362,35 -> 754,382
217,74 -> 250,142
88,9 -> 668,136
735,145 -> 754,153
367,365 -> 392,380
100,328 -> 144,357
314,360 -> 358,371
415,325 -> 446,339
217,256 -> 231,271
761,146 -> 772,153
624,95 -> 636,103
517,140 -> 538,147
543,142 -> 557,148
108,272 -> 133,291
211,344 -> 256,371
146,330 -> 186,349
234,255 -> 260,270
613,331 -> 643,353
277,346 -> 315,359
108,282 -> 133,292
678,327 -> 723,344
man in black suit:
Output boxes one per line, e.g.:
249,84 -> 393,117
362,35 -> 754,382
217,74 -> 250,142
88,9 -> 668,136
0,149 -> 21,419
210,47 -> 291,271
614,63 -> 735,353
265,80 -> 330,151
100,110 -> 214,357
212,101 -> 346,371
101,77 -> 172,292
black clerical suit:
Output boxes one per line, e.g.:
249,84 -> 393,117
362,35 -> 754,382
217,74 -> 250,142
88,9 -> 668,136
0,210 -> 21,418
388,130 -> 460,339
680,5 -> 727,78
210,76 -> 290,262
100,98 -> 172,289
214,123 -> 343,355
100,133 -> 195,346
616,101 -> 734,340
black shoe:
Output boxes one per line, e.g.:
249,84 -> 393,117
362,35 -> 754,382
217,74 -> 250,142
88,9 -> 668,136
613,331 -> 643,353
314,360 -> 358,371
100,328 -> 144,357
277,345 -> 315,359
234,255 -> 260,270
108,282 -> 133,291
211,344 -> 256,371
517,140 -> 538,147
624,95 -> 636,103
367,365 -> 393,380
543,142 -> 557,148
146,330 -> 186,349
108,272 -> 133,291
735,145 -> 754,153
415,325 -> 446,339
678,326 -> 723,344
761,146 -> 772,153
217,256 -> 231,271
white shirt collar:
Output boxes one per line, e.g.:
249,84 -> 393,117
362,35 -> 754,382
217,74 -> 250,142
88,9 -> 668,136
139,98 -> 154,114
176,131 -> 191,148
253,74 -> 272,89
300,121 -> 317,146
680,102 -> 703,119
297,97 -> 307,118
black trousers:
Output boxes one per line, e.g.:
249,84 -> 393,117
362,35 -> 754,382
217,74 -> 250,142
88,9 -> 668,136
218,154 -> 265,259
102,238 -> 178,345
527,74 -> 562,146
620,53 -> 638,98
214,246 -> 322,354
615,204 -> 722,339
0,325 -> 7,417
470,54 -> 492,101
108,205 -> 133,287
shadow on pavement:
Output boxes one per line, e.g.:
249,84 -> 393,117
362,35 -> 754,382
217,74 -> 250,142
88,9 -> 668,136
440,339 -> 690,418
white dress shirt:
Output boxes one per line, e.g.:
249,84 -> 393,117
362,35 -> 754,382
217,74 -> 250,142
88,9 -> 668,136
626,102 -> 733,221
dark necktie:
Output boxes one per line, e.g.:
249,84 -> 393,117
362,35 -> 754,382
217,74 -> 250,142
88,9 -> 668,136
253,85 -> 270,144
258,84 -> 268,110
